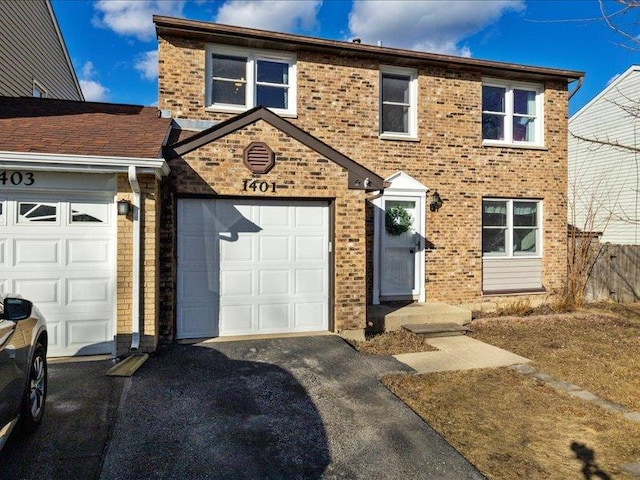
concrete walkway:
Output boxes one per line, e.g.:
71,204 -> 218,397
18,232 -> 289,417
393,335 -> 530,373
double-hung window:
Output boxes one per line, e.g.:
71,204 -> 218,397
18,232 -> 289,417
207,45 -> 296,116
380,66 -> 417,140
482,79 -> 543,146
482,199 -> 541,257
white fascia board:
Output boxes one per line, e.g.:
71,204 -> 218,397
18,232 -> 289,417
0,151 -> 170,178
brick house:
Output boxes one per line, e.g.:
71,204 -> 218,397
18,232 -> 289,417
0,16 -> 584,358
154,16 -> 583,345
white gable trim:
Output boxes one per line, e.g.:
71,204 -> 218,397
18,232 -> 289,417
0,150 -> 169,178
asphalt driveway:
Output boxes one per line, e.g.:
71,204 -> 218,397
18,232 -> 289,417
1,335 -> 483,479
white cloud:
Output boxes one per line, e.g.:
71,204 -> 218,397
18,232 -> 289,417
348,0 -> 524,56
79,61 -> 109,102
80,79 -> 109,102
135,50 -> 159,80
215,0 -> 321,32
92,0 -> 185,41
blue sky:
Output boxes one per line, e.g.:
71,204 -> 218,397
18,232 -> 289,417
52,0 -> 640,115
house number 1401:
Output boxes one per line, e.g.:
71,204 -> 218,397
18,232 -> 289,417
242,179 -> 276,193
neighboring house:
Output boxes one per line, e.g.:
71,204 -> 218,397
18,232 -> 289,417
0,96 -> 170,356
0,0 -> 83,100
568,65 -> 640,245
154,16 -> 583,344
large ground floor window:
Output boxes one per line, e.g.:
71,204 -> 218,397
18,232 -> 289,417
482,198 -> 541,257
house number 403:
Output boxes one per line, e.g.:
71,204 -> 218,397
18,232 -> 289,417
0,171 -> 35,186
242,179 -> 276,193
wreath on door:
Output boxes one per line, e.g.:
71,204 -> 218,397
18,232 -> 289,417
385,205 -> 413,236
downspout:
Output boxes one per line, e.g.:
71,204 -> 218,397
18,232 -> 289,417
568,75 -> 584,100
128,165 -> 141,351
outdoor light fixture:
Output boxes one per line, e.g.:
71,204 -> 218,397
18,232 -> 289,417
430,191 -> 443,212
117,199 -> 131,216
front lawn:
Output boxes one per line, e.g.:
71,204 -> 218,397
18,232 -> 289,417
381,304 -> 640,479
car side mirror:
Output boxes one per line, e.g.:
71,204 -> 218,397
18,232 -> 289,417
2,298 -> 33,321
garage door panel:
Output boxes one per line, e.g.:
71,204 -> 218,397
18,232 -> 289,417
258,303 -> 289,330
294,302 -> 326,328
66,239 -> 110,265
259,205 -> 289,227
0,239 -> 5,265
259,270 -> 289,295
178,234 -> 218,264
13,238 -> 60,266
13,278 -> 61,306
67,318 -> 111,346
259,236 -> 289,261
220,271 -> 253,296
295,269 -> 326,294
220,236 -> 254,262
66,278 -> 110,305
295,236 -> 326,261
178,270 -> 218,300
178,199 -> 329,339
219,305 -> 253,334
178,305 -> 217,338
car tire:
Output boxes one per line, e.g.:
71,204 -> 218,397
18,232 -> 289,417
18,342 -> 47,433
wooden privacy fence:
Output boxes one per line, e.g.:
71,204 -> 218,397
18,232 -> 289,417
585,244 -> 640,302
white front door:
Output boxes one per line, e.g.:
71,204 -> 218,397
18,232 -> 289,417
373,171 -> 428,304
380,198 -> 421,298
177,198 -> 330,339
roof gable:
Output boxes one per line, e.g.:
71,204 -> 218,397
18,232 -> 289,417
164,107 -> 386,191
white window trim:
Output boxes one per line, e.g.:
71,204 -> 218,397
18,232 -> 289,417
379,66 -> 418,141
205,44 -> 297,117
482,78 -> 544,148
32,80 -> 47,98
482,198 -> 543,259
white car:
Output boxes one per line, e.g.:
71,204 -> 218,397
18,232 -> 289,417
0,297 -> 47,450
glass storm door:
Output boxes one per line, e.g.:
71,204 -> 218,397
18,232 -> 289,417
381,198 -> 420,298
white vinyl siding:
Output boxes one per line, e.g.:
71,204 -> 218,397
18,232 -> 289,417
205,45 -> 296,116
483,258 -> 543,292
569,66 -> 640,245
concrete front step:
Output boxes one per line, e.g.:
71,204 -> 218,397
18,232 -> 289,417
368,302 -> 472,332
403,322 -> 470,338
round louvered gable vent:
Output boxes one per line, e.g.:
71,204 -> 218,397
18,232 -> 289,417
243,142 -> 275,174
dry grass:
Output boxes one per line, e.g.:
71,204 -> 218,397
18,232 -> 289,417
470,303 -> 640,410
349,329 -> 438,355
384,369 -> 640,479
382,303 -> 640,479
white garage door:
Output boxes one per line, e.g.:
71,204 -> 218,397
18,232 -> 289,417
0,195 -> 115,356
177,198 -> 329,338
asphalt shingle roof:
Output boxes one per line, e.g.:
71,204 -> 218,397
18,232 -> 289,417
0,96 -> 171,158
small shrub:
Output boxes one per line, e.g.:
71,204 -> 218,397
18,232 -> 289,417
496,297 -> 533,316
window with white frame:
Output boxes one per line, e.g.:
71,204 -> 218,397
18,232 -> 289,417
32,80 -> 47,98
380,67 -> 417,139
482,199 -> 541,257
206,46 -> 296,115
482,79 -> 543,146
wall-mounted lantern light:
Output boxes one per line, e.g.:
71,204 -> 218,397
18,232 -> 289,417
117,199 -> 131,216
429,191 -> 443,212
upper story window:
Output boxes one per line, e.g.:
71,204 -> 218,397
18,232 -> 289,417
206,45 -> 296,116
482,199 -> 541,258
380,66 -> 418,140
482,79 -> 543,147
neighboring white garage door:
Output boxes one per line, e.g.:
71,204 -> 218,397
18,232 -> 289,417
177,198 -> 329,338
0,193 -> 115,357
